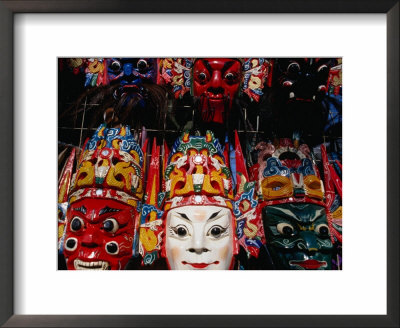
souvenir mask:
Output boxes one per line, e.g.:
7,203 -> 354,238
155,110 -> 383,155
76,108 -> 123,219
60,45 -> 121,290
63,124 -> 144,270
255,138 -> 335,269
277,58 -> 335,103
139,131 -> 239,269
193,58 -> 242,123
262,203 -> 333,270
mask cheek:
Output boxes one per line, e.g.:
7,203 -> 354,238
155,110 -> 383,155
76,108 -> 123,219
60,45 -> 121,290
218,245 -> 229,261
168,246 -> 183,269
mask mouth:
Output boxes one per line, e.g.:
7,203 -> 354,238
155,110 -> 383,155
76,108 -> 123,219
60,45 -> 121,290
73,259 -> 110,270
289,259 -> 327,270
181,261 -> 219,269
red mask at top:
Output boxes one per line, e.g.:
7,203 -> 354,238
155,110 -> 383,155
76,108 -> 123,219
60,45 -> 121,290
193,58 -> 242,124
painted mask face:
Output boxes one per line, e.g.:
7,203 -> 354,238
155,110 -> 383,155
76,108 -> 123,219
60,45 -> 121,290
166,206 -> 234,270
63,198 -> 137,270
193,58 -> 241,123
262,203 -> 333,270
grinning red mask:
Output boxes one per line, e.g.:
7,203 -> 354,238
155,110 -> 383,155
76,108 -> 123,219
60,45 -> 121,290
193,58 -> 241,124
64,198 -> 138,270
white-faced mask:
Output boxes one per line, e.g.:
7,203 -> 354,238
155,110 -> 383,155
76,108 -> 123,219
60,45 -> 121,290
165,205 -> 234,269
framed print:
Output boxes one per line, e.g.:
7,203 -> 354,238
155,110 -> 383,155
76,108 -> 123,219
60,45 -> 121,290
1,1 -> 398,327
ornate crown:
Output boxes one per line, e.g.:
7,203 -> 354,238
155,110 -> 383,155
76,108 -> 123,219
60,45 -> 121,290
163,131 -> 234,211
254,138 -> 325,207
69,124 -> 144,207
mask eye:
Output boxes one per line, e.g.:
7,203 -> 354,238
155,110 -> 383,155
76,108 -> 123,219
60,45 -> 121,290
317,64 -> 328,74
287,62 -> 300,74
64,237 -> 78,252
277,222 -> 295,236
103,218 -> 119,233
207,225 -> 228,238
196,72 -> 208,83
224,72 -> 237,83
137,59 -> 148,71
171,225 -> 189,237
70,217 -> 84,232
105,241 -> 119,255
315,224 -> 330,237
110,60 -> 121,72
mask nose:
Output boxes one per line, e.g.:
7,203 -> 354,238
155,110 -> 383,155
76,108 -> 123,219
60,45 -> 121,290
187,229 -> 209,254
299,231 -> 320,253
210,70 -> 222,89
123,63 -> 133,76
81,226 -> 101,248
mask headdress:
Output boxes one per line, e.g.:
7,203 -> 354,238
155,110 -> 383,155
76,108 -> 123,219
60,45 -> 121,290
232,131 -> 265,258
255,138 -> 325,207
163,130 -> 234,211
69,124 -> 144,207
138,139 -> 164,265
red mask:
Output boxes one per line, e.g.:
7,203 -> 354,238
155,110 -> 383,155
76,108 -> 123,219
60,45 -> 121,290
193,58 -> 241,124
63,198 -> 138,270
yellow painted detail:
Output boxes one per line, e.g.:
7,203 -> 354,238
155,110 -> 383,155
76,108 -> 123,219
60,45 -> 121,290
140,228 -> 158,252
304,175 -> 324,200
76,161 -> 95,187
261,175 -> 293,200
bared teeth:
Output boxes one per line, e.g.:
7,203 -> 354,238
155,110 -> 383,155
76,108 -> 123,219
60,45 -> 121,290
73,259 -> 110,270
289,92 -> 295,99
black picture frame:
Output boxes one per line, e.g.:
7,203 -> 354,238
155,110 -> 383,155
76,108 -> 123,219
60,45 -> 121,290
1,1 -> 398,327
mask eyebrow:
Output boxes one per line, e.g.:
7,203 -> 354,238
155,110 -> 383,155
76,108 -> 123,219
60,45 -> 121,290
73,206 -> 86,215
201,59 -> 213,75
221,60 -> 236,75
99,206 -> 121,216
207,210 -> 222,222
177,212 -> 191,222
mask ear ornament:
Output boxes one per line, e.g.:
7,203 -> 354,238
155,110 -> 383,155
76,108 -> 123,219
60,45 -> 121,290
138,139 -> 164,266
58,147 -> 76,253
232,131 -> 265,259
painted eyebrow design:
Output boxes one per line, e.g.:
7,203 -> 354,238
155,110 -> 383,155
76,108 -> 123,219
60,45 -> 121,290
99,206 -> 121,216
208,210 -> 222,221
73,206 -> 87,215
176,210 -> 222,222
221,61 -> 236,75
177,212 -> 191,221
201,59 -> 213,74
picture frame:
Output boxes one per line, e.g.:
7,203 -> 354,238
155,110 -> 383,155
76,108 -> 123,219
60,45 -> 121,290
1,0 -> 398,327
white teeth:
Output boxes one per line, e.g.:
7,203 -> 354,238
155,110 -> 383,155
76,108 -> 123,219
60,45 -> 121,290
289,92 -> 295,99
73,259 -> 110,270
313,95 -> 316,100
